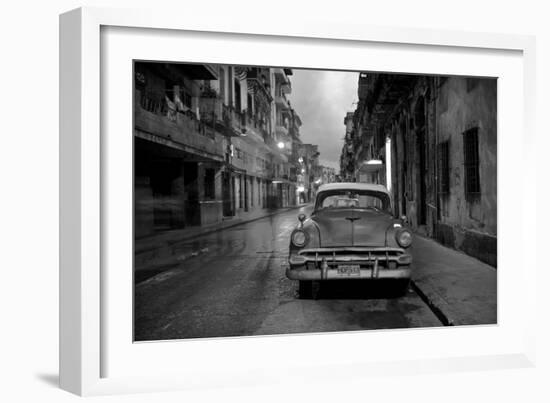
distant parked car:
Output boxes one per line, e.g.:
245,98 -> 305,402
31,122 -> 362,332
286,183 -> 413,299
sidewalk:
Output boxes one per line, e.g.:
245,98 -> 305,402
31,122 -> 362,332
410,234 -> 497,326
135,204 -> 307,277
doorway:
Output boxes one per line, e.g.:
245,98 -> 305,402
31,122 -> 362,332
415,97 -> 427,226
222,171 -> 234,217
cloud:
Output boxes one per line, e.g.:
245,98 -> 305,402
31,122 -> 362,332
287,69 -> 358,171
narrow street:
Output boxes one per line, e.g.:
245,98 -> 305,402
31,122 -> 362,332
134,206 -> 443,341
132,63 -> 498,342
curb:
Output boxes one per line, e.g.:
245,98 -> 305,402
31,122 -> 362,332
410,280 -> 455,326
411,231 -> 497,271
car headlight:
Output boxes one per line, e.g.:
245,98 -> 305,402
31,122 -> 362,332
291,230 -> 308,247
396,229 -> 412,248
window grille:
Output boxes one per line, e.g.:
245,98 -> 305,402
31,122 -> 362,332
463,127 -> 481,198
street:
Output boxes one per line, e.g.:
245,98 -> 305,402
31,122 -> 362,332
132,63 -> 498,341
134,206 -> 443,341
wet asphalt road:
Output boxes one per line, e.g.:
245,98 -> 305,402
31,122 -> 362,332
134,205 -> 442,341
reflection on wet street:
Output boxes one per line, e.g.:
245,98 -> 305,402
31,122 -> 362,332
134,206 -> 441,341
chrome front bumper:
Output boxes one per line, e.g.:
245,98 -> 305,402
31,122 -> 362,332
287,247 -> 412,280
286,266 -> 411,280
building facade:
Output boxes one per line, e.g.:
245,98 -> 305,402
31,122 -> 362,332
341,73 -> 497,266
134,62 -> 308,237
294,143 -> 320,202
339,112 -> 356,181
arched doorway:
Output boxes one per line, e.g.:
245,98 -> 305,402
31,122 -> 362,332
414,96 -> 427,226
399,117 -> 407,217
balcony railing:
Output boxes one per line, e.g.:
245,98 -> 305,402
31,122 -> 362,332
275,93 -> 289,109
199,96 -> 224,129
275,124 -> 289,137
222,104 -> 246,136
246,69 -> 273,102
135,90 -> 223,158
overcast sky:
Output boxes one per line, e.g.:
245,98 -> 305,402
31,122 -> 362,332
287,69 -> 359,171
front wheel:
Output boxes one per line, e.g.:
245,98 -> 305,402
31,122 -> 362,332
298,281 -> 322,299
394,279 -> 411,297
298,280 -> 312,299
311,280 -> 321,300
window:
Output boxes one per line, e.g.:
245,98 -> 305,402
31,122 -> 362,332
247,94 -> 253,118
463,128 -> 480,198
239,176 -> 244,209
316,190 -> 391,212
437,140 -> 450,194
257,178 -> 261,205
250,177 -> 254,207
234,79 -> 241,111
182,91 -> 192,108
219,67 -> 225,102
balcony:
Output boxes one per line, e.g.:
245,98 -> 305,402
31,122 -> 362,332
274,68 -> 291,83
135,90 -> 224,161
275,93 -> 290,109
275,123 -> 289,137
222,105 -> 246,137
246,68 -> 273,102
170,63 -> 218,80
199,96 -> 224,129
361,126 -> 374,139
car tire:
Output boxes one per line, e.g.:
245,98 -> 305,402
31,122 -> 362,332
394,279 -> 411,297
298,281 -> 312,299
311,280 -> 321,300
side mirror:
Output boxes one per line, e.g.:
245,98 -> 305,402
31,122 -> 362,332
298,213 -> 306,227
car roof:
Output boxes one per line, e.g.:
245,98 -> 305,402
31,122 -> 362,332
317,182 -> 390,195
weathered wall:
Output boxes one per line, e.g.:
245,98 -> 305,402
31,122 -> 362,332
437,77 -> 497,235
386,76 -> 497,266
435,77 -> 497,266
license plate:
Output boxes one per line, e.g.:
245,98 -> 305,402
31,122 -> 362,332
337,265 -> 360,276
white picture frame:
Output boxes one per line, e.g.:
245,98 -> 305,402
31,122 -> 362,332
60,7 -> 537,396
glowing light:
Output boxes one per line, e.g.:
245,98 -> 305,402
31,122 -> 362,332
366,159 -> 383,165
385,137 -> 392,192
277,142 -> 285,149
298,157 -> 304,163
297,186 -> 305,192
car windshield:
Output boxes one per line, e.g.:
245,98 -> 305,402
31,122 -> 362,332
315,190 -> 391,212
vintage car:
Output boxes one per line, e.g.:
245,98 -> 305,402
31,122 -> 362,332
286,183 -> 413,298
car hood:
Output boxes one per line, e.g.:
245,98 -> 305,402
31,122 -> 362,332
311,209 -> 393,247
